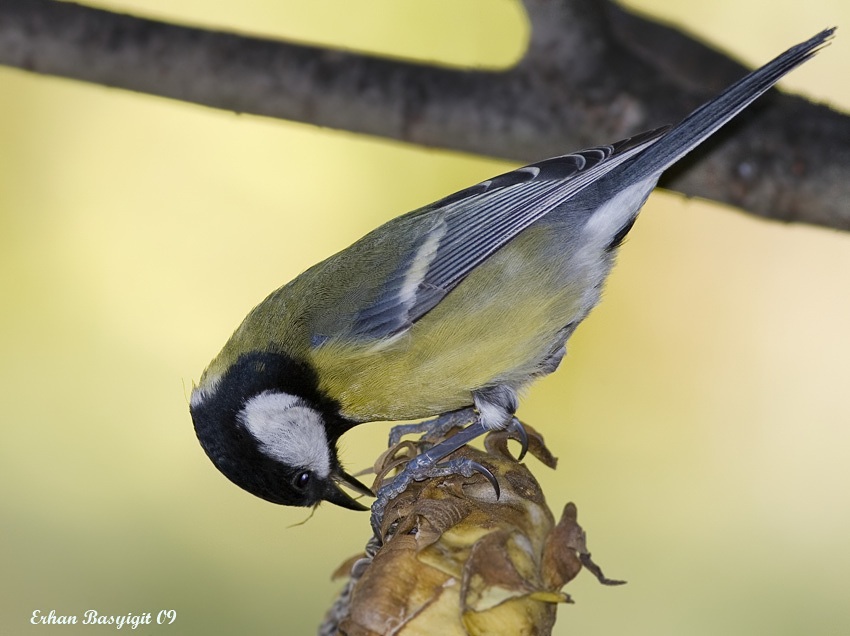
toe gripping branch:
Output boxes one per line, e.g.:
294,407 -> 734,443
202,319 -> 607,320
370,409 -> 532,539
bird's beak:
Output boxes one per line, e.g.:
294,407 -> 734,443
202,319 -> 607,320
322,468 -> 373,511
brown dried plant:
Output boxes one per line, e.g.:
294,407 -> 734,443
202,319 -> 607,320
322,426 -> 622,636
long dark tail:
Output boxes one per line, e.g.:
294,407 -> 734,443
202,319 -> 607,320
615,28 -> 835,184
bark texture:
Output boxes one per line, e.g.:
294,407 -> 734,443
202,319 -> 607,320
0,0 -> 847,229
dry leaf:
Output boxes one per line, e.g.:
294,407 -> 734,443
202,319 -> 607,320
323,431 -> 620,636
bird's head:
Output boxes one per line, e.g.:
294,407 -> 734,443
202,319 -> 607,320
189,351 -> 371,510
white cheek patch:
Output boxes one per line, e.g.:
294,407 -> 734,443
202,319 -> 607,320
237,391 -> 331,478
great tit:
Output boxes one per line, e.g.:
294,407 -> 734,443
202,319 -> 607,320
190,30 -> 832,512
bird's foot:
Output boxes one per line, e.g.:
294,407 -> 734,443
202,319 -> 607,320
370,448 -> 499,538
371,415 -> 533,539
387,408 -> 476,447
388,409 -> 528,461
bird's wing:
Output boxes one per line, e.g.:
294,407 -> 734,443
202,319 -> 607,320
347,128 -> 667,340
345,26 -> 835,342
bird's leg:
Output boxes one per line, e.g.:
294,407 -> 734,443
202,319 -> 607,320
371,418 -> 497,537
472,385 -> 528,460
371,386 -> 530,538
387,407 -> 476,447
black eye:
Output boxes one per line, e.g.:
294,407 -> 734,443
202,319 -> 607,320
294,471 -> 311,490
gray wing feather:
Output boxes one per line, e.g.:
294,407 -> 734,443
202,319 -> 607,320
349,129 -> 667,340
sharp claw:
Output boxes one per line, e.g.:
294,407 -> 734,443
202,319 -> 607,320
511,418 -> 529,462
468,461 -> 500,499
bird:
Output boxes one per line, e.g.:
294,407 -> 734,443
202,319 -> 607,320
190,29 -> 833,514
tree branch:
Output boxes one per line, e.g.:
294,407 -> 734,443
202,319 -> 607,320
1,0 -> 847,229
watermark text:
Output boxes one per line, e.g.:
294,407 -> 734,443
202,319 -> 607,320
31,609 -> 177,629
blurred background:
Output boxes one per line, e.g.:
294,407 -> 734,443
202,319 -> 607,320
2,1 -> 849,634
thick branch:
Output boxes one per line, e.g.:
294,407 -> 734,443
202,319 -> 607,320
1,0 -> 847,229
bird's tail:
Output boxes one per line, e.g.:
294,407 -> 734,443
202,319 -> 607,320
615,28 -> 835,184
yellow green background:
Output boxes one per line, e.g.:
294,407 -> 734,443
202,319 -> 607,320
2,1 -> 849,634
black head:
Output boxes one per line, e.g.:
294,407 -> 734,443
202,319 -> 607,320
189,351 -> 372,510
